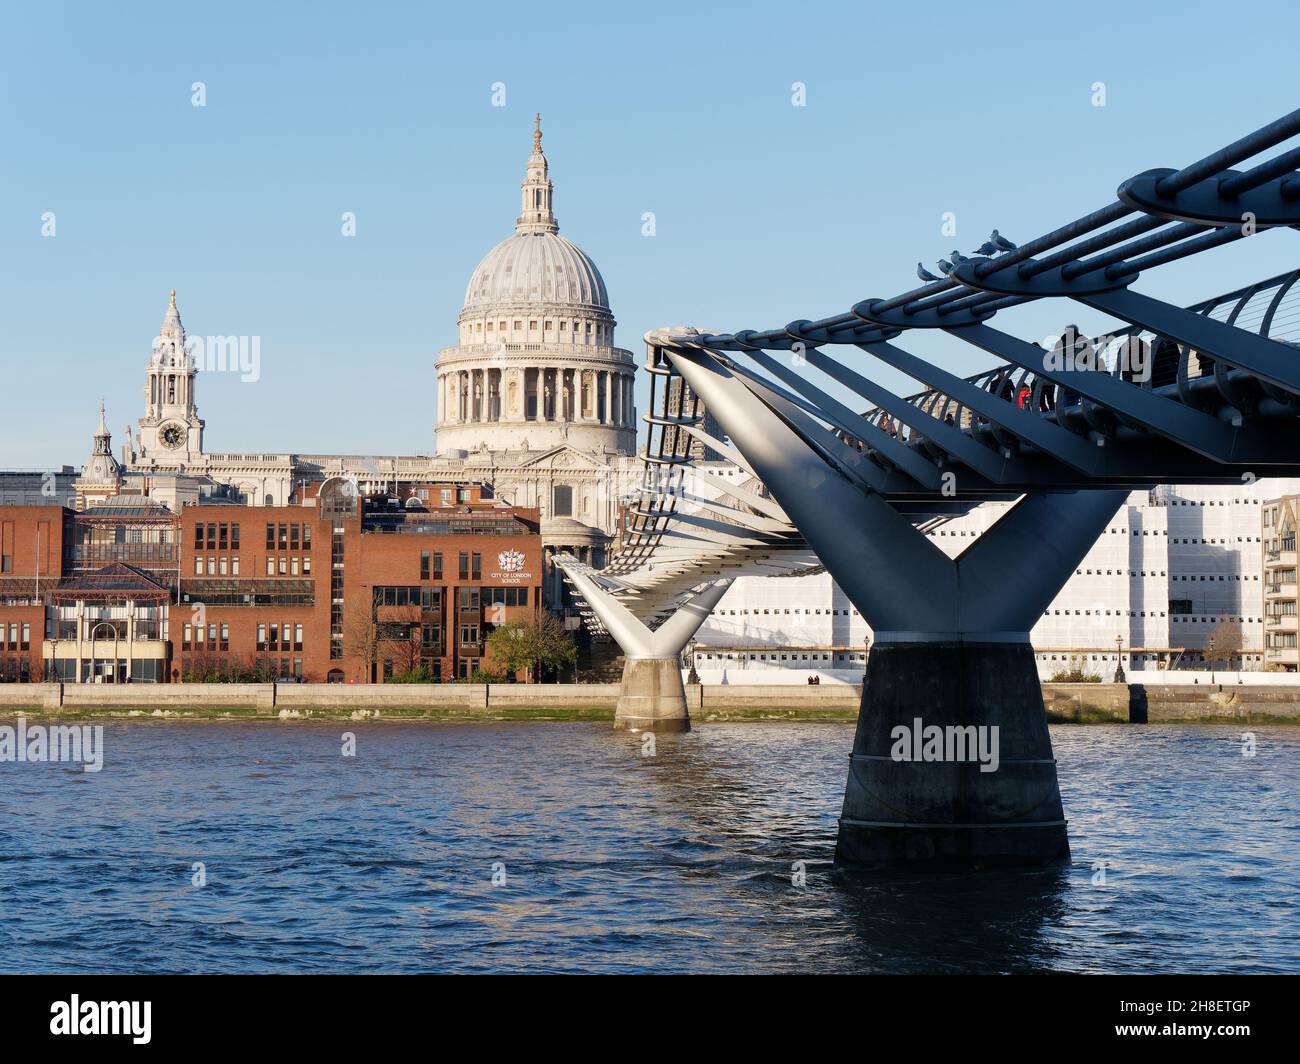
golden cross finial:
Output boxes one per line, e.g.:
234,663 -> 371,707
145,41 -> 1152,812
169,288 -> 176,306
533,113 -> 542,152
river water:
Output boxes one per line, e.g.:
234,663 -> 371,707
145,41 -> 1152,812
0,720 -> 1295,973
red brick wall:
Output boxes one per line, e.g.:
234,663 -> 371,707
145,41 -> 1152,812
0,506 -> 66,681
0,499 -> 546,684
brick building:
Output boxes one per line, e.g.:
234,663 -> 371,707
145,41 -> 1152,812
0,482 -> 542,684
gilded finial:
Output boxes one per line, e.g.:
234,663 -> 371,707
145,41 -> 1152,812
169,288 -> 176,307
533,112 -> 542,153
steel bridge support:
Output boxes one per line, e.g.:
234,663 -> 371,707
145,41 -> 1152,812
560,564 -> 732,732
668,347 -> 1126,869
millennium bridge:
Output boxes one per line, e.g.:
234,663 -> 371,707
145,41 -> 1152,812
564,107 -> 1300,871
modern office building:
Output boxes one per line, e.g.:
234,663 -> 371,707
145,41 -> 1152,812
689,480 -> 1300,682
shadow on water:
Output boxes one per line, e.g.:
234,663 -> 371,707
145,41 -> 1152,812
821,864 -> 1072,973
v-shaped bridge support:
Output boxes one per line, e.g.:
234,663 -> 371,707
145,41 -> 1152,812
560,562 -> 732,732
668,347 -> 1127,869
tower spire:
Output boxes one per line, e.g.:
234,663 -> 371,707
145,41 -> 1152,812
516,115 -> 557,235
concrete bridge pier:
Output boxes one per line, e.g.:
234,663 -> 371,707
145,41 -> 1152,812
839,636 -> 1071,869
559,562 -> 731,732
667,347 -> 1127,869
615,657 -> 695,733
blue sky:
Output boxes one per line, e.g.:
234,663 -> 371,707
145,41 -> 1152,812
3,0 -> 1299,467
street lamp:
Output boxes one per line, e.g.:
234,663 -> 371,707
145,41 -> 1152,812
1113,635 -> 1126,684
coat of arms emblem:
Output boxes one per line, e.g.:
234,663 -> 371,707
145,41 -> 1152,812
498,549 -> 526,574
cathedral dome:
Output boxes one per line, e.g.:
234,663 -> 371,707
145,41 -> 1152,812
436,116 -> 635,460
463,230 -> 608,312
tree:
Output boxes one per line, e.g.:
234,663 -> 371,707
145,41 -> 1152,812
1206,620 -> 1244,672
486,610 -> 577,682
341,598 -> 381,682
377,605 -> 423,677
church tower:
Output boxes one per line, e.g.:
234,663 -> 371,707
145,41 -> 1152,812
73,401 -> 123,510
137,289 -> 204,463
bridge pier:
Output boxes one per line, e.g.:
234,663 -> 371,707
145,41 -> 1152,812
615,657 -> 694,733
558,560 -> 730,732
838,638 -> 1069,869
668,347 -> 1127,869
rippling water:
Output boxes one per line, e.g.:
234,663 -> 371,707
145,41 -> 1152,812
0,720 -> 1296,973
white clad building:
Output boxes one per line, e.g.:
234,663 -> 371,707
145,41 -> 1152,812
689,481 -> 1299,683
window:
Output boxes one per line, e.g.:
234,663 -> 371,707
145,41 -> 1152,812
433,552 -> 443,579
483,587 -> 528,607
459,552 -> 469,580
266,523 -> 275,549
553,484 -> 573,517
420,552 -> 430,580
472,553 -> 481,580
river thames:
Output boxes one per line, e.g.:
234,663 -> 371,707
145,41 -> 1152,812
1,721 -> 1295,974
